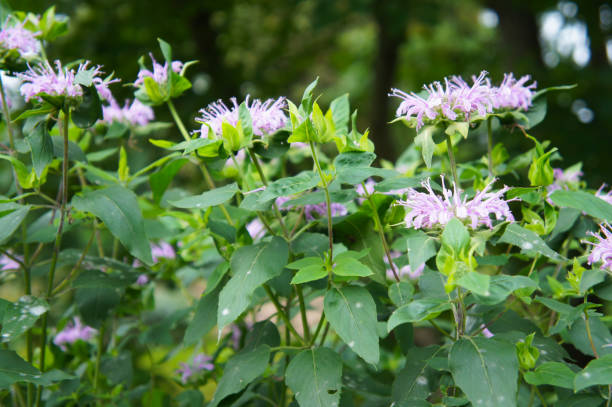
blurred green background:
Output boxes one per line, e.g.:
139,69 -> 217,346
15,0 -> 612,185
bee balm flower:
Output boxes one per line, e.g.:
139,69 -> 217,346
53,317 -> 96,350
134,53 -> 183,87
0,20 -> 40,57
585,223 -> 612,272
489,73 -> 536,111
397,176 -> 515,229
18,60 -> 117,104
196,96 -> 287,138
103,97 -> 154,126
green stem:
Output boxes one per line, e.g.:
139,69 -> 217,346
445,134 -> 459,188
52,230 -> 95,296
310,315 -> 326,346
296,286 -> 310,342
363,182 -> 399,282
93,323 -> 106,392
487,116 -> 494,177
263,284 -> 305,345
0,74 -> 16,151
584,297 -> 599,358
166,99 -> 190,142
309,141 -> 333,259
247,148 -> 289,238
36,110 -> 70,407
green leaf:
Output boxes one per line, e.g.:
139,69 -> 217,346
524,96 -> 547,129
183,288 -> 219,346
0,205 -> 30,244
565,317 -> 612,357
457,272 -> 490,297
170,138 -> 221,156
238,102 -> 253,141
414,125 -> 436,168
574,354 -> 612,391
105,121 -> 130,139
333,254 -> 373,277
221,121 -> 241,152
157,37 -> 172,62
330,94 -> 349,136
258,171 -> 320,203
550,190 -> 612,223
449,338 -> 518,407
72,85 -> 102,128
405,229 -> 437,272
169,182 -> 239,209
524,362 -> 575,389
73,270 -> 128,327
52,136 -> 87,163
26,124 -> 53,177
324,286 -> 379,364
217,237 -> 289,331
285,347 -> 343,407
472,275 -> 538,305
0,349 -> 46,388
149,158 -> 188,204
300,77 -> 319,115
334,151 -> 376,170
288,257 -> 327,284
392,346 -> 441,403
388,298 -> 451,331
445,122 -> 469,139
0,155 -> 36,189
532,84 -> 576,99
208,345 -> 270,407
72,185 -> 153,265
498,223 -> 564,261
388,281 -> 415,306
1,296 -> 48,343
441,218 -> 470,251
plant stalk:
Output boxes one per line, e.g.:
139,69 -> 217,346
445,134 -> 459,188
36,109 -> 70,407
309,141 -> 333,259
487,116 -> 494,177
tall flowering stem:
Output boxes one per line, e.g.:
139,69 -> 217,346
487,116 -> 494,177
445,134 -> 459,188
246,148 -> 289,238
165,100 -> 235,226
36,109 -> 70,407
361,181 -> 400,282
309,141 -> 334,260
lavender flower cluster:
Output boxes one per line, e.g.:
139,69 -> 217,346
102,98 -> 154,127
586,223 -> 612,272
134,53 -> 183,88
397,176 -> 515,230
53,317 -> 96,350
18,60 -> 116,104
176,354 -> 214,384
390,71 -> 536,129
276,196 -> 347,221
196,96 -> 287,138
0,20 -> 40,57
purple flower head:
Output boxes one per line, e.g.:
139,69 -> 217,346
53,317 -> 96,350
177,353 -> 214,384
134,53 -> 183,87
0,252 -> 20,271
596,185 -> 612,206
136,274 -> 149,286
103,97 -> 154,127
246,218 -> 266,240
196,95 -> 287,138
397,176 -> 516,230
0,20 -> 40,57
275,195 -> 348,221
480,325 -> 494,338
18,60 -> 116,104
585,223 -> 612,272
390,71 -> 493,129
489,73 -> 536,111
386,263 -> 425,281
151,241 -> 176,263
356,178 -> 376,197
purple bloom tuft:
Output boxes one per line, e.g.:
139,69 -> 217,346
177,353 -> 214,384
53,317 -> 96,350
489,73 -> 536,111
0,20 -> 40,56
275,194 -> 348,221
246,218 -> 266,240
196,96 -> 287,138
596,185 -> 612,206
151,241 -> 176,263
136,274 -> 149,286
585,223 -> 612,272
103,97 -> 154,126
18,60 -> 117,103
0,252 -> 20,271
397,176 -> 516,229
134,53 -> 183,87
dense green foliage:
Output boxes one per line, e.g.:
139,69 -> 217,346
1,2 -> 612,407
